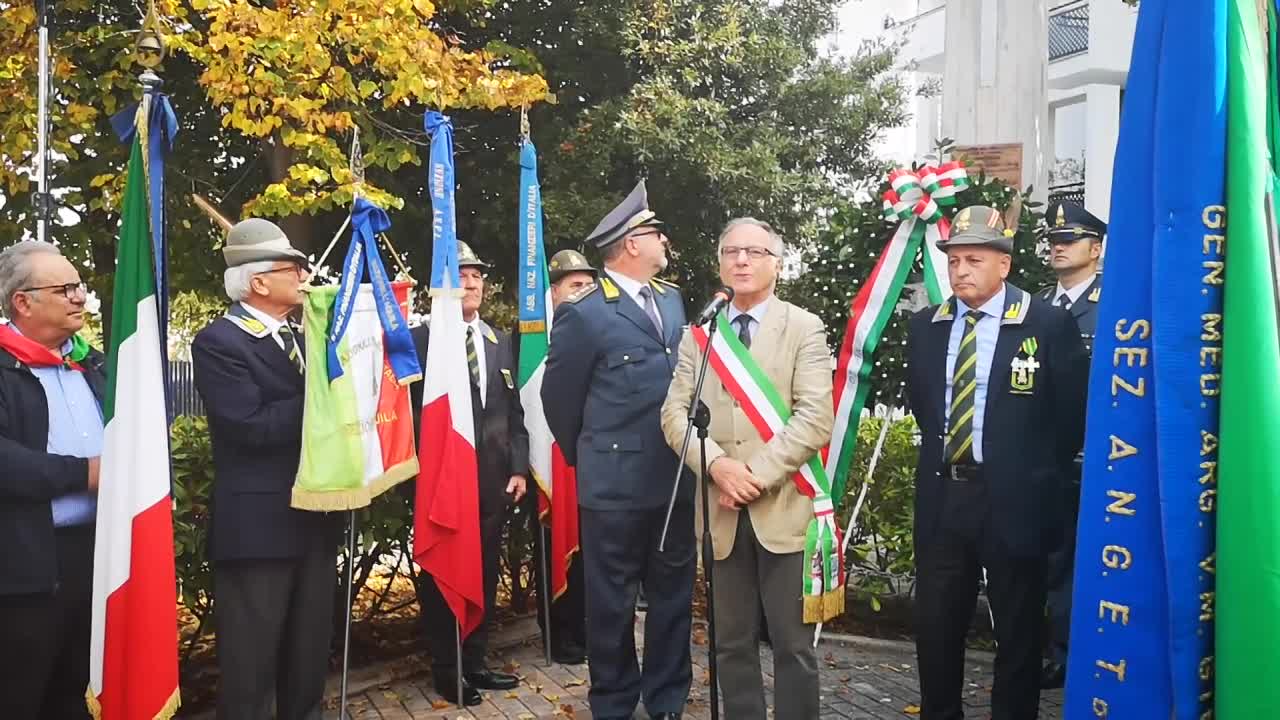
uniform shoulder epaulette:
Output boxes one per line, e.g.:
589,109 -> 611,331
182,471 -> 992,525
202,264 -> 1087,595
565,282 -> 599,304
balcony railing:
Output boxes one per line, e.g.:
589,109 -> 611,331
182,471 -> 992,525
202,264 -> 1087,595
1049,1 -> 1090,61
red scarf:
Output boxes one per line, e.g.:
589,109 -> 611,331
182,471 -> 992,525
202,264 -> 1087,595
0,324 -> 86,371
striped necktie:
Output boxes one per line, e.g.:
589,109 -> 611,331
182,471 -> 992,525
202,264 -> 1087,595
277,323 -> 304,374
945,310 -> 983,465
466,326 -> 480,387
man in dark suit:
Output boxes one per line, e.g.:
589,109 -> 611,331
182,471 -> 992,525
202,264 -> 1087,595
905,204 -> 1089,720
192,219 -> 337,720
0,241 -> 103,720
408,241 -> 527,706
1036,200 -> 1105,689
542,181 -> 693,720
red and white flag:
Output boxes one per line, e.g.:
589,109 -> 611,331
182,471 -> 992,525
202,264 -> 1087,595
413,110 -> 484,638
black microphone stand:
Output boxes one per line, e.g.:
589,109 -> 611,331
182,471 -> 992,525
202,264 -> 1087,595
658,319 -> 721,720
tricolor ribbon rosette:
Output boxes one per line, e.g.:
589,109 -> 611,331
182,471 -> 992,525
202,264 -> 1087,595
881,161 -> 971,224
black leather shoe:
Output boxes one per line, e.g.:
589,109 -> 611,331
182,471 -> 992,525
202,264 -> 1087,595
1040,661 -> 1066,689
650,713 -> 682,719
433,675 -> 482,706
465,669 -> 520,690
552,642 -> 586,665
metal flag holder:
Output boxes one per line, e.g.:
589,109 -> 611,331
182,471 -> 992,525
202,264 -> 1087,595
34,0 -> 53,241
658,318 -> 722,720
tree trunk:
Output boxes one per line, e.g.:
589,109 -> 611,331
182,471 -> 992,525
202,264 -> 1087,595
263,133 -> 314,255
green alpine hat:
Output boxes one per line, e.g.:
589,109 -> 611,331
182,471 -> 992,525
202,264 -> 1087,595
548,249 -> 597,284
937,205 -> 1015,254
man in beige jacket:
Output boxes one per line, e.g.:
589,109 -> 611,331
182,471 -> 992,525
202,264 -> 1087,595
660,218 -> 834,719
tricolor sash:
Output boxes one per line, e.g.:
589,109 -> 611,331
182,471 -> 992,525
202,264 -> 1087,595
691,314 -> 844,623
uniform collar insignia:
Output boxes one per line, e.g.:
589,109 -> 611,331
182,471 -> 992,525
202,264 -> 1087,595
1087,286 -> 1101,303
1000,285 -> 1031,326
224,302 -> 272,338
599,276 -> 621,302
478,320 -> 498,344
648,279 -> 666,295
931,298 -> 957,323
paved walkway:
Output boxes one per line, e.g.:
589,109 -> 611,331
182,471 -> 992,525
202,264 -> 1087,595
323,617 -> 1065,719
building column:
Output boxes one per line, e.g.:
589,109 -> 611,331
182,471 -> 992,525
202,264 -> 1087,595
1084,83 -> 1121,221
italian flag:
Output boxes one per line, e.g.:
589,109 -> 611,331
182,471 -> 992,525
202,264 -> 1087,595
517,137 -> 579,600
826,216 -> 951,499
87,138 -> 180,717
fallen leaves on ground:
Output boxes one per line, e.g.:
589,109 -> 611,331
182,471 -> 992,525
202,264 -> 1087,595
903,704 -> 921,715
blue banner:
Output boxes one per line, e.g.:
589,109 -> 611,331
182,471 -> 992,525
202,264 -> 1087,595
424,111 -> 460,292
1066,0 -> 1224,717
326,198 -> 421,384
112,91 -> 177,340
517,140 -> 549,333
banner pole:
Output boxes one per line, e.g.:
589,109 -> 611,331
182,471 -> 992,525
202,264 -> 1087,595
539,520 -> 554,665
338,510 -> 357,719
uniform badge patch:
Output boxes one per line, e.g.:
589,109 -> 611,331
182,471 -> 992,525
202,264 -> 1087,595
1010,337 -> 1039,395
500,367 -> 515,390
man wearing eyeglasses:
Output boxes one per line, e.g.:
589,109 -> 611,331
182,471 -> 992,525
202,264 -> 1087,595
0,241 -> 104,719
661,218 -> 834,719
543,181 -> 692,720
192,219 -> 338,720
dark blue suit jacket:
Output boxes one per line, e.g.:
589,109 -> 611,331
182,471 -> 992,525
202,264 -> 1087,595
192,315 -> 335,563
542,271 -> 690,510
906,283 -> 1089,557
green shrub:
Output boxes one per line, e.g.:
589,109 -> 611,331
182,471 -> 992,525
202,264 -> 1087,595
836,415 -> 919,612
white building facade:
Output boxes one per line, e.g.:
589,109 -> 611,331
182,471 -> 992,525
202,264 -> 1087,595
894,0 -> 1137,221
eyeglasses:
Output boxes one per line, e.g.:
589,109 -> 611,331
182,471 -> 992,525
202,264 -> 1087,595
256,264 -> 306,279
719,246 -> 777,260
629,229 -> 667,243
21,282 -> 87,299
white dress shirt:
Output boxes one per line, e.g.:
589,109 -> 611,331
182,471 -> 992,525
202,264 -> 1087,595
465,316 -> 489,408
942,287 -> 1006,464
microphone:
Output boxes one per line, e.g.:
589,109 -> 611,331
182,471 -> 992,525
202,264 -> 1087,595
693,286 -> 735,327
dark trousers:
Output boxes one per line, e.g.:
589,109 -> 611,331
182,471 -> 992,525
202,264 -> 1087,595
580,503 -> 696,719
915,480 -> 1046,720
416,510 -> 506,675
1045,471 -> 1081,665
533,521 -> 587,651
0,524 -> 94,720
214,530 -> 336,720
714,511 -> 818,719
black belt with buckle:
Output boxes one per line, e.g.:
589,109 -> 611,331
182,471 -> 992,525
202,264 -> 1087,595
943,463 -> 983,482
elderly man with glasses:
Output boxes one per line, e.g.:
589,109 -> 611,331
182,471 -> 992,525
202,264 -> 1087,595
0,240 -> 103,719
192,219 -> 338,720
661,218 -> 834,720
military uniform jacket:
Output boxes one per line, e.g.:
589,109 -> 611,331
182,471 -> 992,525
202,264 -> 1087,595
542,271 -> 688,510
192,315 -> 336,563
905,283 -> 1090,557
1038,273 -> 1101,355
408,321 -> 530,516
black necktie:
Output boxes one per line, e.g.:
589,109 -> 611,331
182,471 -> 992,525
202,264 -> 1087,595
1057,294 -> 1071,310
465,326 -> 480,387
733,314 -> 753,349
945,310 -> 983,465
638,285 -> 663,335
